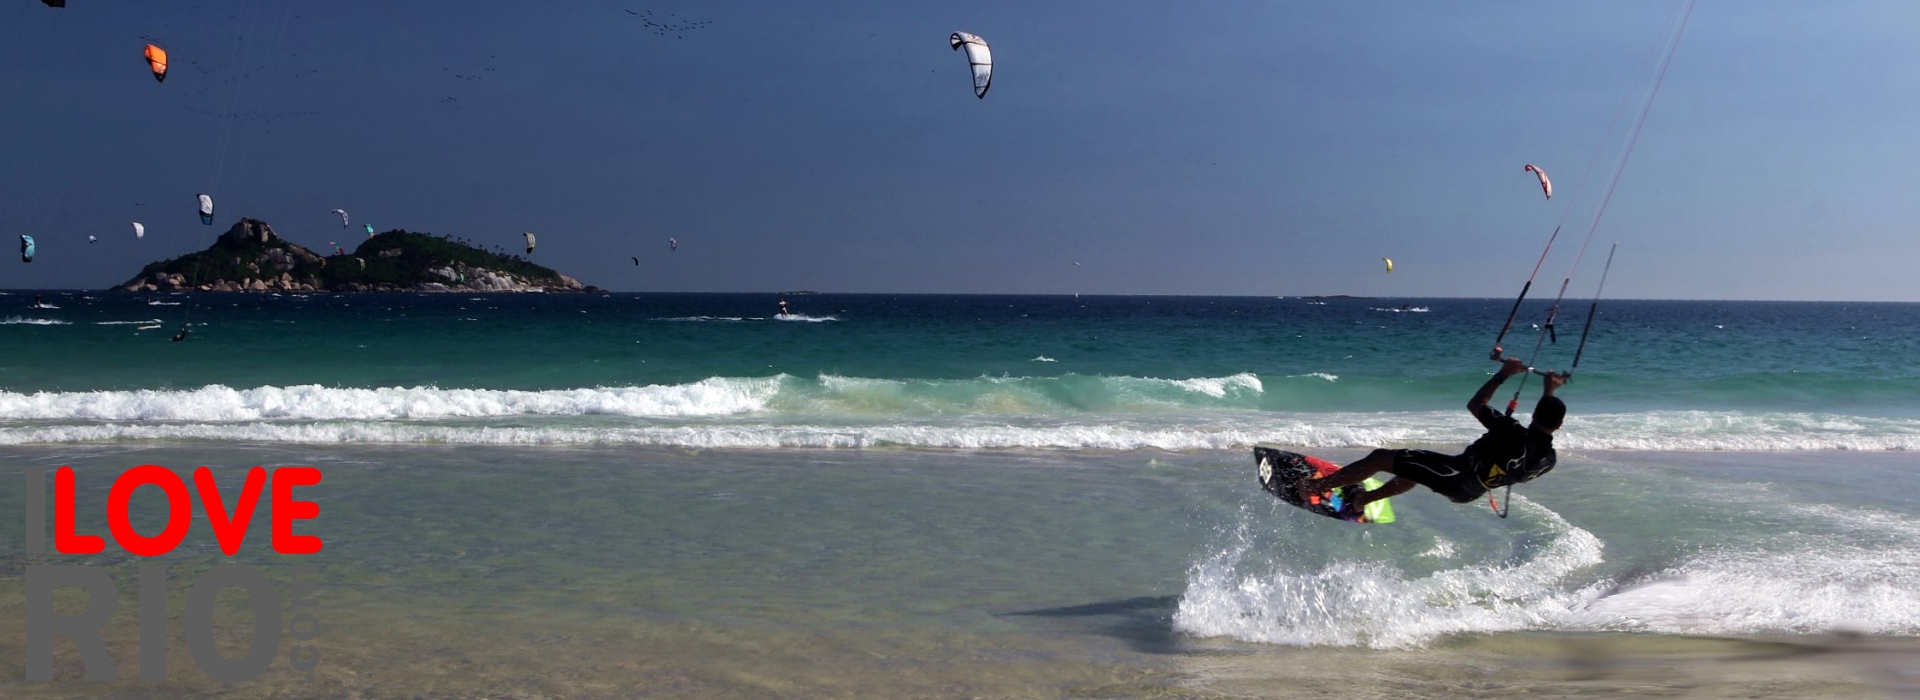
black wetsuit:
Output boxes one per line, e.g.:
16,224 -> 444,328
1391,400 -> 1557,503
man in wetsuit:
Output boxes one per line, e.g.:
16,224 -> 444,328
1296,357 -> 1564,510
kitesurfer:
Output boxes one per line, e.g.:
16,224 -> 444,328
172,327 -> 190,342
1296,358 -> 1563,511
778,298 -> 790,317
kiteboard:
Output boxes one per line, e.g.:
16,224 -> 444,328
1253,447 -> 1395,524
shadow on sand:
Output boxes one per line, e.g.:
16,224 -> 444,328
1003,595 -> 1195,655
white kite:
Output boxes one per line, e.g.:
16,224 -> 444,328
523,232 -> 537,254
331,209 -> 349,228
949,32 -> 993,99
132,222 -> 144,239
1524,164 -> 1552,200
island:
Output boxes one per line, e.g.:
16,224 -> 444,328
114,219 -> 591,293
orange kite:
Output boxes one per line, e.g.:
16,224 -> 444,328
144,44 -> 168,83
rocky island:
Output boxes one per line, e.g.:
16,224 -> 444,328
114,219 -> 590,293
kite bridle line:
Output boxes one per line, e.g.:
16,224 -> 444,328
1487,0 -> 1691,519
1489,0 -> 1689,362
1496,0 -> 1693,415
1566,244 -> 1617,377
183,0 -> 293,340
1487,245 -> 1617,521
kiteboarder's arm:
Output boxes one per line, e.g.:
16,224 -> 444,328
1468,358 -> 1528,426
1541,371 -> 1565,397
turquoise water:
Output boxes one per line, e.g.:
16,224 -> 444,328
2,292 -> 1918,449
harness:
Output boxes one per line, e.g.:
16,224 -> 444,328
1470,435 -> 1555,519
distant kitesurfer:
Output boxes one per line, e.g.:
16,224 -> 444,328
34,294 -> 43,307
1296,358 -> 1563,511
172,326 -> 189,342
778,298 -> 790,317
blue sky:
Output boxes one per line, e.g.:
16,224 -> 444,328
2,1 -> 1915,300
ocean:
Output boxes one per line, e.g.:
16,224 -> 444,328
2,292 -> 1918,698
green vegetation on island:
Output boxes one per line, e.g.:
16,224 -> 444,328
115,219 -> 588,293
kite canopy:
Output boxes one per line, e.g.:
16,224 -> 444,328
19,236 -> 34,263
144,44 -> 169,83
132,222 -> 144,239
949,32 -> 993,99
88,235 -> 97,244
1382,257 -> 1394,273
522,232 -> 537,254
669,237 -> 677,251
197,194 -> 214,225
365,223 -> 375,238
1524,164 -> 1552,200
331,209 -> 349,228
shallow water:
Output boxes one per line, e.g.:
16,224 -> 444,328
2,444 -> 1917,697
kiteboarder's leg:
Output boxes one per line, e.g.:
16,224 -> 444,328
1295,448 -> 1397,500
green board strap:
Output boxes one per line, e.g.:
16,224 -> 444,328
1359,477 -> 1397,524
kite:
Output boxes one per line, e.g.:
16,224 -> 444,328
1382,257 -> 1394,273
144,44 -> 169,83
522,232 -> 536,254
365,224 -> 375,238
1524,164 -> 1552,200
20,236 -> 34,263
331,209 -> 349,228
949,32 -> 993,99
668,237 -> 677,251
132,222 -> 144,239
197,194 -> 214,225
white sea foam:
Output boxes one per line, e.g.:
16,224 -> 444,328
1173,498 -> 1606,648
2,317 -> 69,325
1419,536 -> 1457,559
1575,502 -> 1920,637
95,319 -> 165,325
0,377 -> 1911,451
0,378 -> 782,422
1031,356 -> 1057,362
1168,373 -> 1264,398
773,313 -> 838,322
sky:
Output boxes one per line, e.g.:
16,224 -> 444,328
1,0 -> 1916,300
